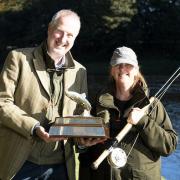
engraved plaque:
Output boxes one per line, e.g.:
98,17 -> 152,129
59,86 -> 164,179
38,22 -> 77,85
49,116 -> 109,138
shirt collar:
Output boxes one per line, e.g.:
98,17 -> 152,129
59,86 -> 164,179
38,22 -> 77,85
55,56 -> 65,70
42,40 -> 75,72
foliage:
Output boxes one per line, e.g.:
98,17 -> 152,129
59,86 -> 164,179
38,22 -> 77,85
0,0 -> 29,11
0,0 -> 179,74
128,0 -> 180,56
75,0 -> 138,62
105,0 -> 137,30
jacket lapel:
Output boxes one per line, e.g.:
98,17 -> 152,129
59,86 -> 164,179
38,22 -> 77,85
33,45 -> 51,97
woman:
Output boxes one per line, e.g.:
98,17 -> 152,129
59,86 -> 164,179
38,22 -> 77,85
79,46 -> 178,180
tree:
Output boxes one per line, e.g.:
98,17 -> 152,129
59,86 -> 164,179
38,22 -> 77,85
127,0 -> 180,57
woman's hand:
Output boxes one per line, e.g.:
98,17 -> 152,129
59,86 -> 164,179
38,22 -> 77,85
127,107 -> 145,125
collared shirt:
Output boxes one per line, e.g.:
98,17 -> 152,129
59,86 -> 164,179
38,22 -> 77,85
55,56 -> 65,69
42,41 -> 67,73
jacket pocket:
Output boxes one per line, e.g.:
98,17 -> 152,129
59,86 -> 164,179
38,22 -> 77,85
132,168 -> 160,180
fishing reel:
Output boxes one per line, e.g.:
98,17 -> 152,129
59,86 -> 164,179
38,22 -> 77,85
107,147 -> 127,168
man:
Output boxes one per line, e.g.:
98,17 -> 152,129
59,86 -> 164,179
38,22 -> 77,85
0,9 -> 87,180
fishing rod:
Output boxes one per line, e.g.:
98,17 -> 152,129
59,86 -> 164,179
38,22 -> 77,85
150,67 -> 180,114
92,67 -> 180,170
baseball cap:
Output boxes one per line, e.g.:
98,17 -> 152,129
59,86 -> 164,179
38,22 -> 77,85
110,46 -> 138,67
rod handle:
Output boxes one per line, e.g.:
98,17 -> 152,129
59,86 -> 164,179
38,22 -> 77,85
91,148 -> 112,170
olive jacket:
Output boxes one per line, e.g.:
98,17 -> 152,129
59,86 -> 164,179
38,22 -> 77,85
0,43 -> 87,180
79,82 -> 178,180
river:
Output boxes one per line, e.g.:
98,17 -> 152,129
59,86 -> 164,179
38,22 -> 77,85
147,76 -> 180,180
161,100 -> 180,180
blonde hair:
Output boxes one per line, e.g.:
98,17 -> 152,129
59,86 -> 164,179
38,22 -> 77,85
131,70 -> 147,89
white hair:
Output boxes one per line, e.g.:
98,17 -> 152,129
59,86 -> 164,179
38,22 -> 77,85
49,9 -> 81,32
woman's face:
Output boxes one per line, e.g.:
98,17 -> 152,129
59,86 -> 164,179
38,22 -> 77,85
111,63 -> 138,90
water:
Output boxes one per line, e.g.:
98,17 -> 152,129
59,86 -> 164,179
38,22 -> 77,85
147,76 -> 180,180
161,100 -> 180,180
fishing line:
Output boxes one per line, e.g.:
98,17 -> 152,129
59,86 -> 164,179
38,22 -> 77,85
127,67 -> 180,159
155,67 -> 180,98
149,67 -> 180,115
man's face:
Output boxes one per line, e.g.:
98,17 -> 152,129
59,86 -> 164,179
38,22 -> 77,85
47,16 -> 80,59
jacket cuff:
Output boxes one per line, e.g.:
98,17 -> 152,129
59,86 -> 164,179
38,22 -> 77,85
31,122 -> 41,136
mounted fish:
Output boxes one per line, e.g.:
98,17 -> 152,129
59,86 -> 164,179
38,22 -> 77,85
65,91 -> 91,116
49,91 -> 109,138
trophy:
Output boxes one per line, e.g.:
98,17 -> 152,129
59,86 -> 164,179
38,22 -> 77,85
49,91 -> 109,138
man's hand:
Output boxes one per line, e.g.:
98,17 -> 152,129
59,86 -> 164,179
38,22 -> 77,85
35,126 -> 67,143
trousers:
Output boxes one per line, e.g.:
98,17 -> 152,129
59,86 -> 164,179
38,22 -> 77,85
13,161 -> 68,180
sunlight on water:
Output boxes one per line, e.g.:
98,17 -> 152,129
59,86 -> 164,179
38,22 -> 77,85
161,101 -> 180,180
146,76 -> 180,180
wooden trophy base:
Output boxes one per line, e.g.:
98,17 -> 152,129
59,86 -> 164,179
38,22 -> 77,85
49,116 -> 109,138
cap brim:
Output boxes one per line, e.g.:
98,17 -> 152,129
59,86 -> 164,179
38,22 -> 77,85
110,58 -> 138,67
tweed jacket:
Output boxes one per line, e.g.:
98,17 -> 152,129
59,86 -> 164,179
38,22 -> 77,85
0,43 -> 87,180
